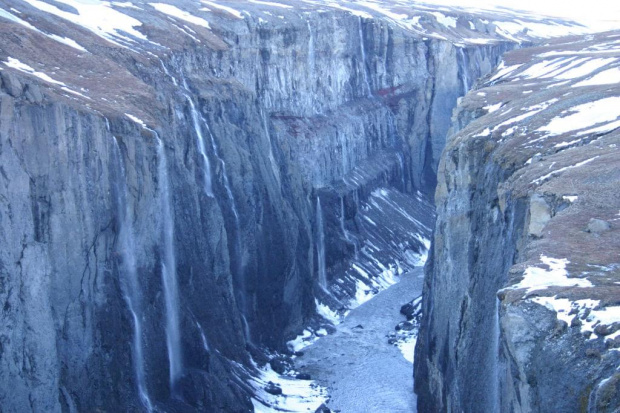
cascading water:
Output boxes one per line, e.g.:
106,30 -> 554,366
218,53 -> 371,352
491,297 -> 501,412
340,196 -> 358,257
307,19 -> 315,81
396,152 -> 406,191
111,137 -> 153,412
195,320 -> 210,352
181,78 -> 214,197
241,315 -> 252,344
457,47 -> 470,95
306,19 -> 317,112
201,114 -> 240,230
154,131 -> 183,394
316,197 -> 327,289
181,74 -> 253,346
358,17 -> 373,98
262,110 -> 282,185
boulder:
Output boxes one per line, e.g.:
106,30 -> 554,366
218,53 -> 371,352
586,218 -> 611,234
315,403 -> 331,412
0,71 -> 23,97
24,84 -> 43,104
264,382 -> 282,396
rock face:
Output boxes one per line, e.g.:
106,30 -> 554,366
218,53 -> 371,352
415,31 -> 620,412
0,0 -> 590,411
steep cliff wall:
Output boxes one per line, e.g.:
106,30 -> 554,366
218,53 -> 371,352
416,31 -> 620,412
0,0 -> 588,411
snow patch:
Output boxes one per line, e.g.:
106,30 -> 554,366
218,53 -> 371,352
573,67 -> 620,87
430,12 -> 457,28
201,1 -> 243,19
3,57 -> 65,85
531,296 -> 620,341
249,0 -> 293,9
124,113 -> 147,128
151,3 -> 210,28
22,0 -> 148,47
531,156 -> 599,185
315,299 -> 342,325
537,97 -> 620,136
249,362 -> 328,413
512,255 -> 593,293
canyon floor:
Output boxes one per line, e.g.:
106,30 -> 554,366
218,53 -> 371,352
294,268 -> 424,412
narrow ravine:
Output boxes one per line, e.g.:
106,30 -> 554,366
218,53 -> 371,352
295,269 -> 424,412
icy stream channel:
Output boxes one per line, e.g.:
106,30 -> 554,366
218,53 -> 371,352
295,268 -> 424,412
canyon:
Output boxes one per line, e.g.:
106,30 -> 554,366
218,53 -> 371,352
0,0 -> 617,412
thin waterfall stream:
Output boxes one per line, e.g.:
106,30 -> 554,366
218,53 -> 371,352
316,197 -> 327,289
358,17 -> 373,97
154,131 -> 183,393
182,78 -> 214,198
111,137 -> 153,412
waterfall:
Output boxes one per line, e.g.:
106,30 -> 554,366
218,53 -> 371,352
201,114 -> 240,229
491,297 -> 501,412
111,138 -> 153,412
154,131 -> 183,393
157,57 -> 178,86
316,197 -> 327,289
396,152 -> 406,191
458,48 -> 470,95
242,315 -> 252,344
182,78 -> 214,197
306,19 -> 318,112
358,17 -> 372,97
262,110 -> 281,185
340,196 -> 358,257
195,320 -> 210,352
307,19 -> 315,80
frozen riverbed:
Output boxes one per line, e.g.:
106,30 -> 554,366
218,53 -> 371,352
295,269 -> 424,412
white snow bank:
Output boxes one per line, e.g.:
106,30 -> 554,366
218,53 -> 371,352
201,1 -> 243,19
286,329 -> 319,352
22,0 -> 148,47
572,67 -> 620,87
537,97 -> 620,136
248,362 -> 328,413
249,0 -> 293,9
531,296 -> 620,341
151,3 -> 210,28
531,156 -> 599,185
3,57 -> 65,85
315,298 -> 342,325
554,58 -> 617,80
0,7 -> 88,51
430,12 -> 457,28
396,335 -> 416,363
512,255 -> 592,293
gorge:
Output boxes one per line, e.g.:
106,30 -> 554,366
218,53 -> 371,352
0,1 -> 618,412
